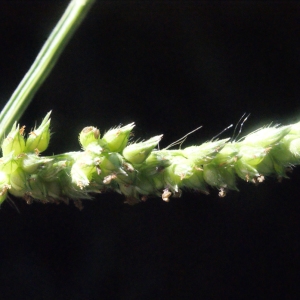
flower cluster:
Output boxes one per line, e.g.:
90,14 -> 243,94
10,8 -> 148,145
0,112 -> 300,207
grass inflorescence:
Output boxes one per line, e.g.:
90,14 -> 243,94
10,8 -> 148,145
0,112 -> 300,208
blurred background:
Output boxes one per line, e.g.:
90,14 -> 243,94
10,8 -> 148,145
0,1 -> 299,299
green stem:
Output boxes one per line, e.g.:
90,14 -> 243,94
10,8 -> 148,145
0,0 -> 95,140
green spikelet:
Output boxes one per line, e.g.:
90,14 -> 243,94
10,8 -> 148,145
0,153 -> 19,175
164,155 -> 193,191
25,111 -> 51,153
183,138 -> 229,166
9,167 -> 28,197
0,171 -> 10,205
203,163 -> 237,192
242,125 -> 291,148
122,135 -> 163,164
102,123 -> 135,152
79,126 -> 100,150
2,112 -> 300,207
1,122 -> 26,157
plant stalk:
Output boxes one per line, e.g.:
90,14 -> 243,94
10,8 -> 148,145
0,0 -> 95,140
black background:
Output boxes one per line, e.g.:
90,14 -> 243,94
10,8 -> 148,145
0,1 -> 300,299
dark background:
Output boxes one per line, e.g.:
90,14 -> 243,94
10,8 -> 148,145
0,1 -> 300,299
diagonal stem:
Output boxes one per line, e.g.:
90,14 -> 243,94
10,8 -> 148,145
0,0 -> 95,140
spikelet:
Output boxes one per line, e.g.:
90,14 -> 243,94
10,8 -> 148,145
25,111 -> 51,153
101,123 -> 135,153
